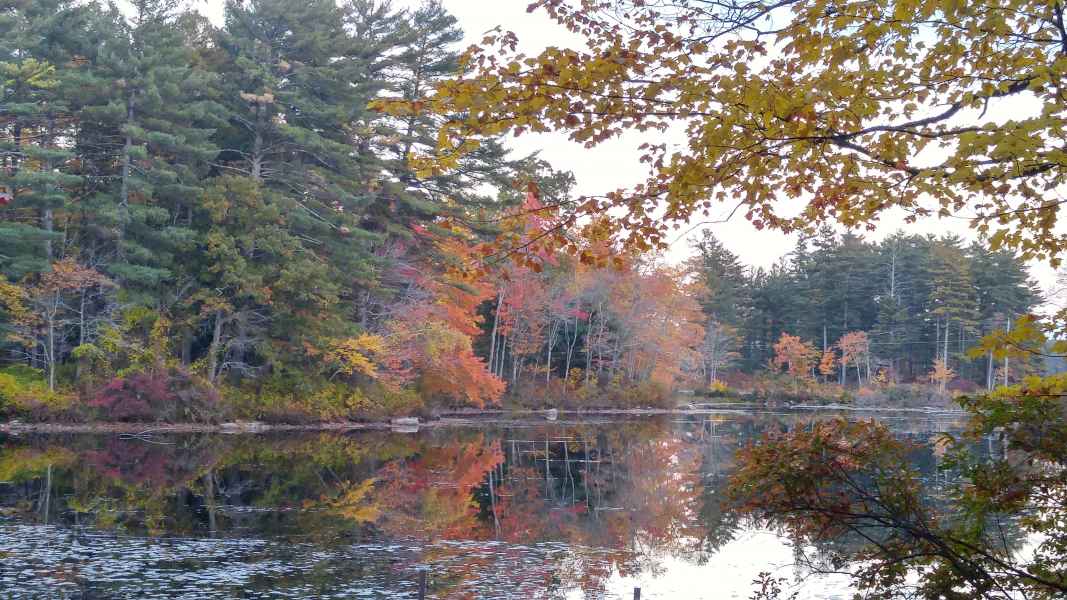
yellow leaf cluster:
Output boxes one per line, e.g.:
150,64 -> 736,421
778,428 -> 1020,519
314,478 -> 381,524
0,281 -> 29,323
325,334 -> 386,378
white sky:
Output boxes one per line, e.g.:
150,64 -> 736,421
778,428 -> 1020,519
191,0 -> 1060,295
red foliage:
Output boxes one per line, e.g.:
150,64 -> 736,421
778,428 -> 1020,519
89,370 -> 218,421
85,438 -> 217,489
90,373 -> 174,421
380,229 -> 505,407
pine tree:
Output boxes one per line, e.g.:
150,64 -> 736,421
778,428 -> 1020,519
744,260 -> 799,370
373,0 -> 512,226
213,0 -> 384,292
927,236 -> 979,373
872,233 -> 923,381
0,0 -> 91,277
969,242 -> 1039,388
78,0 -> 221,300
687,230 -> 749,326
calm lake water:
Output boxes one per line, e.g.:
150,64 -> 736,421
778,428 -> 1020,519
0,411 -> 982,599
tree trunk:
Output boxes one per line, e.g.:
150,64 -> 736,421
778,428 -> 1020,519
120,100 -> 134,245
43,117 -> 56,262
565,315 -> 580,384
986,349 -> 994,391
495,335 -> 507,378
1004,316 -> 1011,386
208,310 -> 224,382
488,290 -> 504,377
75,289 -> 88,381
545,319 -> 559,384
584,313 -> 593,387
46,300 -> 57,392
251,105 -> 264,181
181,330 -> 193,366
943,320 -> 950,368
563,319 -> 573,384
511,336 -> 519,386
935,317 -> 940,363
595,302 -> 606,380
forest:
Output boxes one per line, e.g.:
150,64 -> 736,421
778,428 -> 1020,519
0,1 -> 1051,423
0,0 -> 715,421
694,228 -> 1040,390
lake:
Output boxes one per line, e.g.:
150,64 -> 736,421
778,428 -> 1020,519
0,410 -> 986,599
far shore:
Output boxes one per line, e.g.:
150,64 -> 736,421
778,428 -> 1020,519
0,403 -> 968,435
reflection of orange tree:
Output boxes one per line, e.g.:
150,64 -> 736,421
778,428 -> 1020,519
606,436 -> 705,577
482,424 -> 706,588
371,435 -> 503,540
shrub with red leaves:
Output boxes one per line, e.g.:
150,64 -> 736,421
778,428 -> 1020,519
89,369 -> 218,422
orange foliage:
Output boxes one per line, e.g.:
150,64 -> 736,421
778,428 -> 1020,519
371,437 -> 503,539
836,331 -> 869,367
383,228 -> 505,407
772,333 -> 817,380
818,348 -> 837,378
928,359 -> 955,393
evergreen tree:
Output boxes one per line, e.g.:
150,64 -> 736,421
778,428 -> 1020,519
78,0 -> 220,299
0,0 -> 91,277
969,242 -> 1039,388
687,230 -> 749,327
926,236 -> 979,372
743,261 -> 799,370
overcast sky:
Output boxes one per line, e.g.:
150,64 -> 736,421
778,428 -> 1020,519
191,0 -> 1061,296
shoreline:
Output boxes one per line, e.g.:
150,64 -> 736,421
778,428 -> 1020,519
0,403 -> 968,435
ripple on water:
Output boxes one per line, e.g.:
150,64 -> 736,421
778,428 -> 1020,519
0,519 -> 652,599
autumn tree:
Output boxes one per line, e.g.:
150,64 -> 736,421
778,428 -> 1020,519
927,358 -> 955,394
817,348 -> 836,382
15,260 -> 111,390
835,331 -> 871,387
771,333 -> 816,392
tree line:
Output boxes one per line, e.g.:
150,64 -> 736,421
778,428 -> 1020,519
688,227 -> 1040,389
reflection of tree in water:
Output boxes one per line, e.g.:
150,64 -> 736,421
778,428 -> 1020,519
0,414 -> 988,597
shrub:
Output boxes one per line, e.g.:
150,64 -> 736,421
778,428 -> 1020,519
702,380 -> 733,398
0,365 -> 77,421
89,369 -> 218,422
601,377 -> 673,409
227,374 -> 425,423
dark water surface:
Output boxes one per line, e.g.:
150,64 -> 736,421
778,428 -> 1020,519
0,411 -> 981,599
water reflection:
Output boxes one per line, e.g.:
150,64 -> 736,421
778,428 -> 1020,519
0,412 -> 989,598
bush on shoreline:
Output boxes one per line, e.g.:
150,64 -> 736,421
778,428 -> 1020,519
693,374 -> 961,410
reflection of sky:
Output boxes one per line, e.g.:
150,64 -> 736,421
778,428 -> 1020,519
599,531 -> 853,600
